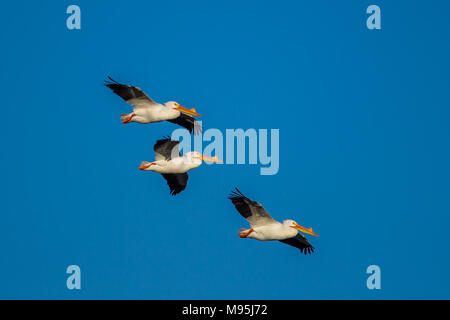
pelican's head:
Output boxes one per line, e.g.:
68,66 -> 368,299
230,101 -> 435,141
284,219 -> 320,237
185,151 -> 223,168
165,101 -> 202,117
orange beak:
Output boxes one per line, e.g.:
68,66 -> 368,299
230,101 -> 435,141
139,161 -> 154,170
193,154 -> 223,163
292,222 -> 320,237
200,154 -> 223,163
174,103 -> 202,117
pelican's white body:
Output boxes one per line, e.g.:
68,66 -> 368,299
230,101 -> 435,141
123,101 -> 181,124
141,152 -> 202,174
241,220 -> 299,241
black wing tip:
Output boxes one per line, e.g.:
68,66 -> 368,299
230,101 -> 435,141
104,75 -> 120,86
299,245 -> 315,255
162,173 -> 188,196
168,182 -> 186,195
161,135 -> 178,142
168,114 -> 200,135
154,136 -> 180,147
228,187 -> 246,200
280,235 -> 316,255
169,188 -> 183,196
193,120 -> 203,135
104,82 -> 124,91
103,76 -> 132,90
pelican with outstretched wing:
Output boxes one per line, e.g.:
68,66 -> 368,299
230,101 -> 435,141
140,137 -> 223,195
105,77 -> 202,134
229,188 -> 319,255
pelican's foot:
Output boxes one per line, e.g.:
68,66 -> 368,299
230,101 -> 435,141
122,114 -> 135,124
239,229 -> 254,238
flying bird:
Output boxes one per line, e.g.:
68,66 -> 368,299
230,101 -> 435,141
140,137 -> 223,195
105,76 -> 202,135
228,188 -> 319,255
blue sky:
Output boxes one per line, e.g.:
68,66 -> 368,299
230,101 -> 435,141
1,0 -> 450,299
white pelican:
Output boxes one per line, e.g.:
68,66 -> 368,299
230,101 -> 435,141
105,77 -> 202,135
140,137 -> 223,195
229,188 -> 319,255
